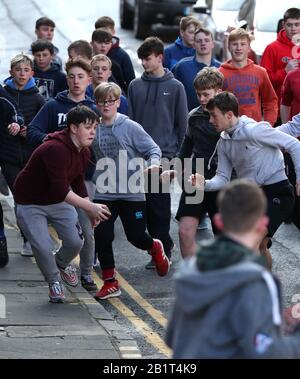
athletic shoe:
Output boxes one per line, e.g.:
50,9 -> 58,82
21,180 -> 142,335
21,241 -> 33,257
150,239 -> 170,276
58,264 -> 78,287
49,281 -> 65,303
94,280 -> 121,300
145,243 -> 174,270
81,275 -> 98,291
0,237 -> 8,268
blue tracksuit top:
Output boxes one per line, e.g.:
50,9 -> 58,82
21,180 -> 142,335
163,37 -> 195,71
172,56 -> 221,111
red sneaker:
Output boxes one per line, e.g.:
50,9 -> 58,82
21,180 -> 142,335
150,239 -> 170,276
94,280 -> 121,300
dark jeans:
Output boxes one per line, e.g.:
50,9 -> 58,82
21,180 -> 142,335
0,203 -> 4,230
94,199 -> 153,271
284,153 -> 300,230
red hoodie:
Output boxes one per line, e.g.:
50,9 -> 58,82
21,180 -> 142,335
260,29 -> 295,106
220,59 -> 278,125
14,130 -> 89,205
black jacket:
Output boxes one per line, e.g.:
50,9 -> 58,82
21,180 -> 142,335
177,106 -> 220,178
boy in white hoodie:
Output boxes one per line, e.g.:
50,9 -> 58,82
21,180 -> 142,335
191,92 -> 300,269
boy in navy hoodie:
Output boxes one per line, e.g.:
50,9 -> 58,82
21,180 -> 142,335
28,58 -> 100,291
3,53 -> 45,257
94,16 -> 135,87
31,40 -> 68,101
163,16 -> 202,71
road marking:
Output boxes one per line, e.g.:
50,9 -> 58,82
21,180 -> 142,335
50,229 -> 170,357
92,273 -> 171,358
116,272 -> 168,328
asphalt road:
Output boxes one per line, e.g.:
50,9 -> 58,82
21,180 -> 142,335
1,0 -> 300,359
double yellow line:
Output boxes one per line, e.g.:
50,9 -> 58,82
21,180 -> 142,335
92,271 -> 171,357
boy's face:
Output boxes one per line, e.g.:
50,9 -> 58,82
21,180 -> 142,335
96,93 -> 120,120
196,88 -> 221,110
141,53 -> 163,74
35,25 -> 54,41
71,121 -> 97,148
284,18 -> 300,40
33,49 -> 53,71
228,37 -> 250,63
194,32 -> 214,56
10,63 -> 34,90
180,24 -> 198,47
91,40 -> 112,55
91,60 -> 112,85
67,66 -> 91,97
208,107 -> 231,132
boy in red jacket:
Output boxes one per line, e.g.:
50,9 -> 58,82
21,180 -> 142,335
260,7 -> 300,122
219,28 -> 278,125
14,105 -> 111,303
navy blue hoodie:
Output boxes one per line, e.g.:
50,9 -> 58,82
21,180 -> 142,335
0,85 -> 30,166
27,90 -> 99,147
108,36 -> 135,87
33,62 -> 68,101
163,37 -> 195,71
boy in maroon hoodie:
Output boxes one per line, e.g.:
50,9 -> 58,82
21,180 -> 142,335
260,7 -> 300,122
14,105 -> 111,303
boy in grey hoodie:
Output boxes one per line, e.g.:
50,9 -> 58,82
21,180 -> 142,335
92,83 -> 170,300
128,37 -> 188,268
166,180 -> 300,359
191,92 -> 300,269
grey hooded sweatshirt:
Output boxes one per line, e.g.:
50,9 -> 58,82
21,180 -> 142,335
166,236 -> 300,359
205,115 -> 300,191
128,68 -> 188,159
92,113 -> 161,202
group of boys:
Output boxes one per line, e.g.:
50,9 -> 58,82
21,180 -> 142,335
1,7 -> 300,358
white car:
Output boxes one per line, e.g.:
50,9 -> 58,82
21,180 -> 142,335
251,0 -> 300,62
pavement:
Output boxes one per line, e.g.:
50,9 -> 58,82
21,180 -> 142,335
0,196 -> 141,359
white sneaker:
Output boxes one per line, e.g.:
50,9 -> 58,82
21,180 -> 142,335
21,241 -> 33,257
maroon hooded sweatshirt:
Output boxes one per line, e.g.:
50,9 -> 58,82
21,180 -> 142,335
14,130 -> 89,205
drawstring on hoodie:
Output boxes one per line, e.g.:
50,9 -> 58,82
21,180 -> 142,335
208,139 -> 220,171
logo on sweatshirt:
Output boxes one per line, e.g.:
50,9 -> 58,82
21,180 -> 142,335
135,211 -> 143,220
254,333 -> 273,354
163,91 -> 171,96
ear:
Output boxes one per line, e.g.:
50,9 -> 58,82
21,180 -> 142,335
213,213 -> 224,232
69,123 -> 78,135
256,215 -> 269,235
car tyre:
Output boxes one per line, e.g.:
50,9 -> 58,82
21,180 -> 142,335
120,0 -> 134,29
133,0 -> 151,39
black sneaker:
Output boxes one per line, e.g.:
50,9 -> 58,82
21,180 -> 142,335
0,237 -> 9,268
81,275 -> 98,291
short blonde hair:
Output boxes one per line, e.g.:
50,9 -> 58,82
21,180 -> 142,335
194,67 -> 224,90
94,82 -> 121,103
10,53 -> 33,69
91,54 -> 112,69
228,28 -> 252,44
